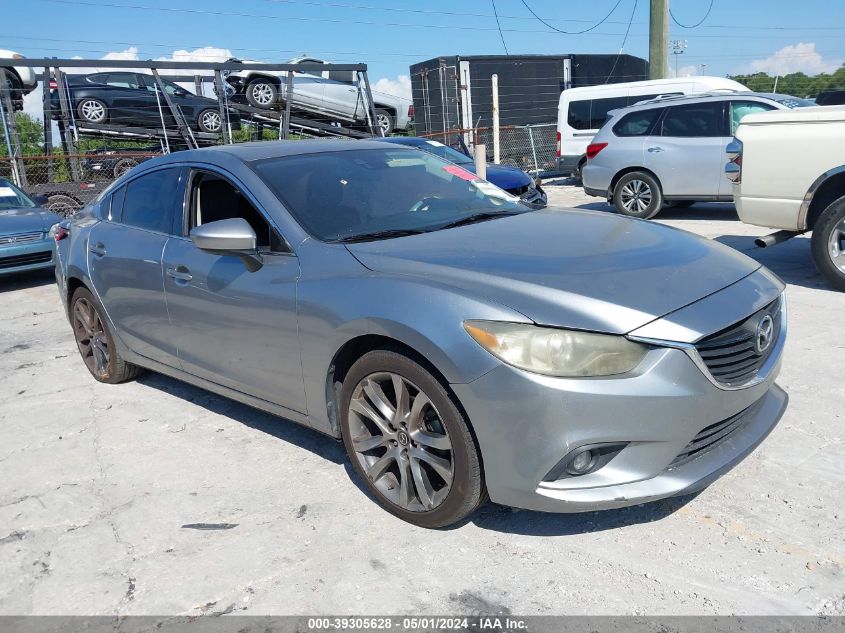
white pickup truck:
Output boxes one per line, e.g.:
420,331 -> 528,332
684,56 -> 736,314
728,105 -> 845,290
222,56 -> 411,135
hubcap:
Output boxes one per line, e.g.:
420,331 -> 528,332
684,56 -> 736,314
72,297 -> 109,378
620,179 -> 652,214
828,217 -> 845,274
80,100 -> 105,122
251,83 -> 274,105
348,372 -> 454,512
201,111 -> 221,131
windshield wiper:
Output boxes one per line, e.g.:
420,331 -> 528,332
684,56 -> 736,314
334,228 -> 429,243
438,210 -> 521,230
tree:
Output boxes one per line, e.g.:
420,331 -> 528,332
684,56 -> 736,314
729,64 -> 845,98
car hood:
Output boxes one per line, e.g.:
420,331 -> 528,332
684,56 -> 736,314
346,209 -> 762,334
478,163 -> 534,191
0,207 -> 62,235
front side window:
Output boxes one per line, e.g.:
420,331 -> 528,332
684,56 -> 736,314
188,171 -> 287,252
252,148 -> 527,242
661,102 -> 726,137
613,108 -> 662,137
730,100 -> 776,134
0,178 -> 37,210
119,168 -> 183,234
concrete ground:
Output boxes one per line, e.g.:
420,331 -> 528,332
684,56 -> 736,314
1,181 -> 843,616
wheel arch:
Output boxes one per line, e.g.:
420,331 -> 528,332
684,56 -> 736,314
609,166 -> 664,196
372,104 -> 397,117
800,167 -> 845,231
246,73 -> 283,87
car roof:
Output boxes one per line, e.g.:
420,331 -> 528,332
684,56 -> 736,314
626,91 -> 783,109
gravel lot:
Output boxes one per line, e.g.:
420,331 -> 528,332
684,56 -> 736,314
1,180 -> 843,616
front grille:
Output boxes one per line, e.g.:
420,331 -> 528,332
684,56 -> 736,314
0,251 -> 52,269
668,399 -> 762,468
0,231 -> 42,245
694,297 -> 782,387
507,184 -> 530,197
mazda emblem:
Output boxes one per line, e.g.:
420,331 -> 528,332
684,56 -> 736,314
754,314 -> 774,355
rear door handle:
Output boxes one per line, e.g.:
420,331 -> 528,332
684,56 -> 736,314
166,266 -> 193,282
89,242 -> 106,257
647,146 -> 664,153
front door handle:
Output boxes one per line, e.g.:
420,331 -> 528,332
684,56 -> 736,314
89,241 -> 106,257
647,146 -> 664,153
166,266 -> 193,282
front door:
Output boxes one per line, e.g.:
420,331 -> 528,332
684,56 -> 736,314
162,169 -> 306,414
642,100 -> 728,198
88,167 -> 186,365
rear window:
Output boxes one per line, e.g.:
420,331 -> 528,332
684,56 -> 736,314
613,108 -> 662,137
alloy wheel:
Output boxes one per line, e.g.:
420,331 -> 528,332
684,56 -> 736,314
200,110 -> 222,132
251,83 -> 274,106
828,216 -> 845,274
620,179 -> 652,214
72,297 -> 109,378
80,99 -> 106,123
347,372 -> 454,512
376,112 -> 391,134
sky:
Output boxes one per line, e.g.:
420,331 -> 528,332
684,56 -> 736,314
4,0 -> 845,105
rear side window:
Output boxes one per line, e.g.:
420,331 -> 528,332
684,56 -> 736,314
661,102 -> 726,137
119,168 -> 184,234
567,100 -> 591,130
730,100 -> 776,134
613,108 -> 662,137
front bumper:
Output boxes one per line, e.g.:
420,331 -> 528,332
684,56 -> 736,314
519,185 -> 547,209
453,348 -> 785,513
0,238 -> 55,276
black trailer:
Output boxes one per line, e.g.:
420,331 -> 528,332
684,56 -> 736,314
410,53 -> 648,136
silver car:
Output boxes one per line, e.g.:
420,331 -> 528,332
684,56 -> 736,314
582,93 -> 797,219
54,140 -> 788,528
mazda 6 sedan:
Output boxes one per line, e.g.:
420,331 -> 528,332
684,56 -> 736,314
54,140 -> 788,528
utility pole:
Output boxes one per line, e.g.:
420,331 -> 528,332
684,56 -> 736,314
649,0 -> 669,79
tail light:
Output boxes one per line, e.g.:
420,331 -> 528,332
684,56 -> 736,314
49,79 -> 57,91
585,142 -> 608,159
725,138 -> 743,184
408,104 -> 414,118
555,131 -> 561,157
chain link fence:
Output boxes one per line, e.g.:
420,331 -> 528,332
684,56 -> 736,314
420,123 -> 560,178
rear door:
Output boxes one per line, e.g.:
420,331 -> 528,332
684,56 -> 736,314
97,72 -> 155,126
642,100 -> 727,197
88,166 -> 186,366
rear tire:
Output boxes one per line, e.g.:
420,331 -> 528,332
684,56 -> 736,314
374,109 -> 395,135
811,196 -> 845,291
245,78 -> 278,109
112,158 -> 138,179
70,287 -> 143,384
197,108 -> 222,133
77,98 -> 108,124
339,349 -> 485,528
613,171 -> 663,219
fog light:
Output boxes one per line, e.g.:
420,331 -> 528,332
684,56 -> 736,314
567,449 -> 596,475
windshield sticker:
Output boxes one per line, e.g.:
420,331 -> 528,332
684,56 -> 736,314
471,180 -> 519,201
0,187 -> 17,198
443,165 -> 477,181
425,140 -> 445,147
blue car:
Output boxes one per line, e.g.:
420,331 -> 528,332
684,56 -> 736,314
0,179 -> 62,276
376,136 -> 547,208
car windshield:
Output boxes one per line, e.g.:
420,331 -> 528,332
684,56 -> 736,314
411,140 -> 475,165
0,178 -> 37,210
252,148 -> 527,242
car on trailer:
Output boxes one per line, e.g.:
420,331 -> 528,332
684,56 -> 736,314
50,72 -> 241,134
0,49 -> 39,111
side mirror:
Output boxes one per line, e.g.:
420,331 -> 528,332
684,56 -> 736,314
190,217 -> 263,271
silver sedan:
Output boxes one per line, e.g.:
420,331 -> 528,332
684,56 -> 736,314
54,140 -> 788,527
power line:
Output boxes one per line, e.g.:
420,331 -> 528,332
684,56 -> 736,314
605,0 -> 638,84
670,0 -> 715,29
490,0 -> 509,55
519,0 -> 626,35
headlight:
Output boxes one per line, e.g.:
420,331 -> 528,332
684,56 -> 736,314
464,320 -> 649,377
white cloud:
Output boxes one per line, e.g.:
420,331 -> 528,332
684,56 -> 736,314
156,46 -> 233,64
372,75 -> 412,102
740,42 -> 843,76
669,64 -> 699,78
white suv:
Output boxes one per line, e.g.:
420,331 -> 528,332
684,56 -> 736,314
222,57 -> 411,135
0,49 -> 39,110
729,105 -> 845,291
582,92 -> 807,218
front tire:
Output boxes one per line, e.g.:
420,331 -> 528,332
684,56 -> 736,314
70,287 -> 142,383
245,78 -> 279,109
339,350 -> 485,528
811,196 -> 845,291
613,171 -> 663,219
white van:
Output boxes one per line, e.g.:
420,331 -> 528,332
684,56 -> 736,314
556,76 -> 747,177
